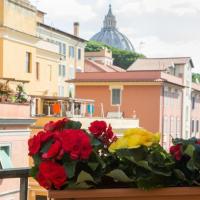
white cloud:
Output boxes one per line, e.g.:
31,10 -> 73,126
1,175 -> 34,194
132,36 -> 200,71
32,0 -> 96,22
29,0 -> 200,70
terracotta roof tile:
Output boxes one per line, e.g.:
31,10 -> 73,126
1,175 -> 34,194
128,57 -> 193,71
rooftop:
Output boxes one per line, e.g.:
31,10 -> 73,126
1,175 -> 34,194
128,57 -> 194,71
38,23 -> 87,43
85,59 -> 125,72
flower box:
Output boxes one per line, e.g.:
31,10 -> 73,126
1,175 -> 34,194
48,187 -> 200,200
29,118 -> 200,198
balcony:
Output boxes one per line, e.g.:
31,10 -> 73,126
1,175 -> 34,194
0,102 -> 30,118
0,168 -> 30,200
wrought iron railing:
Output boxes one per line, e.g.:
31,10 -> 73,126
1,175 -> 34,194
0,167 -> 30,200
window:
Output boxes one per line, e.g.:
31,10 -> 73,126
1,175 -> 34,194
69,66 -> 75,79
58,86 -> 64,97
58,42 -> 66,59
196,120 -> 199,133
0,145 -> 12,169
170,116 -> 174,137
36,196 -> 47,200
59,65 -> 66,77
36,62 -> 40,80
59,42 -> 62,54
62,65 -> 66,77
25,52 -> 31,73
191,120 -> 195,133
163,116 -> 169,149
59,64 -> 62,76
78,48 -> 81,60
111,89 -> 121,105
176,118 -> 181,138
192,96 -> 195,109
62,43 -> 66,56
68,84 -> 74,97
69,46 -> 75,58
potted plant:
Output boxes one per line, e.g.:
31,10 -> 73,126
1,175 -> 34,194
14,84 -> 29,103
28,118 -> 200,200
0,82 -> 13,102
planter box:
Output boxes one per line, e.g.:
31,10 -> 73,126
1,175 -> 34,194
49,187 -> 200,200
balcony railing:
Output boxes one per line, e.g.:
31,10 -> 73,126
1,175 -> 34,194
0,167 -> 30,200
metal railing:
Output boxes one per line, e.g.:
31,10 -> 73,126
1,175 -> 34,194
0,167 -> 30,200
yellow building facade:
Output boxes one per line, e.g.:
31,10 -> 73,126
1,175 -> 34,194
0,0 -> 86,116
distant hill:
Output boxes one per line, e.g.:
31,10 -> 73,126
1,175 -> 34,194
85,41 -> 145,70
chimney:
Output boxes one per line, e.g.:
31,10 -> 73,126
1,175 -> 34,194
73,22 -> 79,37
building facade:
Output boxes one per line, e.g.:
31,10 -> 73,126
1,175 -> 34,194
0,0 -> 86,116
0,102 -> 35,200
73,57 -> 200,150
85,48 -> 125,72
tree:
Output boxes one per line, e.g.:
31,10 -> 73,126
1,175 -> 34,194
192,73 -> 200,83
85,41 -> 145,69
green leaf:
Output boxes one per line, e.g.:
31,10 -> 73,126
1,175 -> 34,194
137,161 -> 151,170
76,182 -> 94,189
76,171 -> 95,183
64,120 -> 82,129
30,166 -> 38,178
64,161 -> 77,179
184,144 -> 195,157
40,139 -> 53,153
106,169 -> 134,183
187,159 -> 197,171
88,162 -> 99,171
32,154 -> 41,166
91,137 -> 101,146
174,169 -> 186,181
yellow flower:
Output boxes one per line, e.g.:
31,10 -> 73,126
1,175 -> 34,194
109,128 -> 160,152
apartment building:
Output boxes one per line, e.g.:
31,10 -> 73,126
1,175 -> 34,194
0,103 -> 35,200
0,0 -> 86,116
72,57 -> 200,150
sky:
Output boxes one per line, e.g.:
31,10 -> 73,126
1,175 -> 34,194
30,0 -> 200,72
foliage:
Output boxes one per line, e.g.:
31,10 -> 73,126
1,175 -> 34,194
0,82 -> 13,102
170,138 -> 200,186
14,84 -> 28,103
85,41 -> 145,69
192,73 -> 200,83
29,118 -> 200,190
0,82 -> 29,103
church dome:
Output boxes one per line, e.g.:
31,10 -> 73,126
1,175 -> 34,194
90,5 -> 135,52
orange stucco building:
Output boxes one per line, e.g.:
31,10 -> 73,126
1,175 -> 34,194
74,71 -> 168,133
72,57 -> 200,150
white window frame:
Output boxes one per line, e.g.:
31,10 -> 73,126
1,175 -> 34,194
110,87 -> 122,106
0,143 -> 12,169
69,66 -> 75,79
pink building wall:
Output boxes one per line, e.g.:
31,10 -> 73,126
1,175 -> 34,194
191,91 -> 200,138
0,103 -> 30,118
0,103 -> 34,200
0,133 -> 30,200
162,86 -> 183,149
